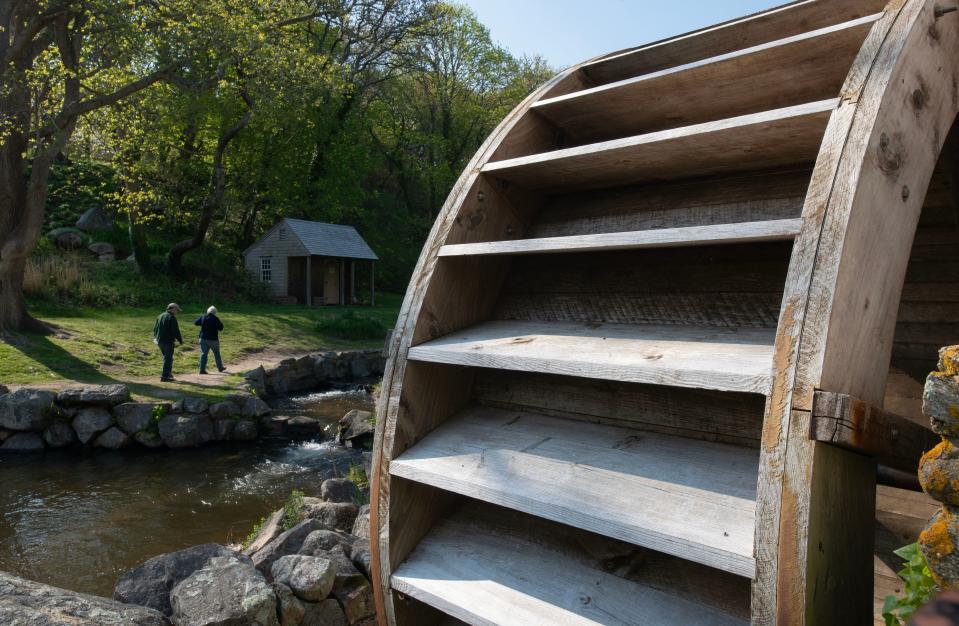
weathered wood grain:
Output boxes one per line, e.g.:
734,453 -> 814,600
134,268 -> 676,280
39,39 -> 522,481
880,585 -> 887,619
408,320 -> 776,394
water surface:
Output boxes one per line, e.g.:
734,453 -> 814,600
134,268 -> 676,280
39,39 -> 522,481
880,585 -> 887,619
0,388 -> 373,597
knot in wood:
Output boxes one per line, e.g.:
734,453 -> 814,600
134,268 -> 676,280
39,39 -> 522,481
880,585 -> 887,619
877,132 -> 903,175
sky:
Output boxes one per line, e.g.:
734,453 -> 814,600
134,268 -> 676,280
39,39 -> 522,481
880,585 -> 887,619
461,0 -> 789,69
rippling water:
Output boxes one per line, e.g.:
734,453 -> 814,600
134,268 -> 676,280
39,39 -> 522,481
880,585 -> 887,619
0,388 -> 373,598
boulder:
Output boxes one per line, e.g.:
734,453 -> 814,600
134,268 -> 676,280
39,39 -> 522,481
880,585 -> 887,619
114,543 -> 242,616
75,206 -> 114,231
285,415 -> 322,436
209,401 -> 239,420
0,388 -> 56,431
299,529 -> 355,557
303,500 -> 358,532
302,599 -> 347,626
88,241 -> 115,256
0,429 -> 12,441
925,373 -> 959,438
72,407 -> 114,444
273,583 -> 305,626
95,426 -> 132,450
170,556 -> 277,626
251,519 -> 325,575
244,367 -> 267,398
213,419 -> 235,441
114,403 -> 158,435
182,397 -> 209,414
270,555 -> 335,602
157,414 -> 204,448
324,546 -> 374,623
58,384 -> 130,407
42,420 -> 77,448
350,358 -> 371,379
263,415 -> 290,435
196,415 -> 215,443
228,393 -> 271,418
0,383 -> 8,395
244,509 -> 286,556
352,504 -> 371,542
233,419 -> 258,441
351,540 -> 372,581
921,506 -> 959,587
48,226 -> 86,250
321,478 -> 360,504
1,432 -> 45,452
0,570 -> 168,626
134,430 -> 164,449
337,410 -> 374,449
920,440 -> 959,505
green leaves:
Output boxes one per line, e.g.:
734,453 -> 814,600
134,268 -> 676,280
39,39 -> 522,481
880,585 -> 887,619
882,542 -> 938,626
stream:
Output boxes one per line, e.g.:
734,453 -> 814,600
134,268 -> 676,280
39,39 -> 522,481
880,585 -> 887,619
0,387 -> 374,597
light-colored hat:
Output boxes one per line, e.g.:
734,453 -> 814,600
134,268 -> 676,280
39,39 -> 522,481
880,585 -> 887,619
207,306 -> 217,315
166,302 -> 181,312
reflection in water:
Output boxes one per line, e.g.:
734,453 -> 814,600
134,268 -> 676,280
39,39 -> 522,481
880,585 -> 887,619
0,388 -> 373,597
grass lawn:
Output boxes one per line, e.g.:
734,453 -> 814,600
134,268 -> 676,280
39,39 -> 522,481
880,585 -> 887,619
0,293 -> 402,402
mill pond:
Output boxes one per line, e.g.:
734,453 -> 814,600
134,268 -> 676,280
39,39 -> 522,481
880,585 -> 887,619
0,387 -> 373,598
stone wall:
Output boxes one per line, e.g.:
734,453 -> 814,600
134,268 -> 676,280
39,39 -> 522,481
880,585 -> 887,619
0,384 -> 277,453
244,350 -> 385,399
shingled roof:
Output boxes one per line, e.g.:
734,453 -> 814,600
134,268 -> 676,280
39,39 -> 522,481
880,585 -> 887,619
248,218 -> 378,260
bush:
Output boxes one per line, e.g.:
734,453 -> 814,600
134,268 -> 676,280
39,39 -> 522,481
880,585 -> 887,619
882,542 -> 938,625
281,489 -> 305,531
315,310 -> 386,340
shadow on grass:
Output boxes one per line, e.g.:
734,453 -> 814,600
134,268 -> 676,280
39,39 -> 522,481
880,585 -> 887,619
4,332 -> 115,384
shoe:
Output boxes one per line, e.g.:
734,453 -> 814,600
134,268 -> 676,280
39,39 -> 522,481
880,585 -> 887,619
161,376 -> 175,382
199,370 -> 209,375
218,367 -> 227,373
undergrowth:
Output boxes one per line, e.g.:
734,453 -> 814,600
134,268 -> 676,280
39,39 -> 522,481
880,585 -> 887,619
882,542 -> 938,625
315,310 -> 386,340
281,489 -> 306,531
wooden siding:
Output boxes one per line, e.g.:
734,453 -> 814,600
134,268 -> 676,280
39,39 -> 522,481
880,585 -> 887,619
243,223 -> 308,298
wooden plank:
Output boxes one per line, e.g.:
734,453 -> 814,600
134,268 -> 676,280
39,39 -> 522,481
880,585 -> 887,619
392,502 -> 749,626
437,218 -> 802,257
391,406 -> 758,577
407,320 -> 775,394
533,16 -> 878,144
572,0 -> 890,88
810,390 -> 938,473
473,369 -> 766,447
482,100 -> 837,192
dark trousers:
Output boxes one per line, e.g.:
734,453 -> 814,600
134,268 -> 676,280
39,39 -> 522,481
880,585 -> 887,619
158,342 -> 174,379
199,339 -> 223,372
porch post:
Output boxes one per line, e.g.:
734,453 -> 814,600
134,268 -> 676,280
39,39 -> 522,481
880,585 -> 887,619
306,255 -> 312,307
371,261 -> 375,306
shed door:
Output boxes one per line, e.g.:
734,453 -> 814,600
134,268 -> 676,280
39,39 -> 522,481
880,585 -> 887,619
288,257 -> 307,304
324,260 -> 340,304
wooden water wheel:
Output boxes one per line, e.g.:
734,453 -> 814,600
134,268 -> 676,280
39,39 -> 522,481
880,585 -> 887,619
369,1 -> 959,623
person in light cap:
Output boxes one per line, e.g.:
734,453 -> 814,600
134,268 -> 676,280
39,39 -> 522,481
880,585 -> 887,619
194,305 -> 225,374
153,303 -> 183,382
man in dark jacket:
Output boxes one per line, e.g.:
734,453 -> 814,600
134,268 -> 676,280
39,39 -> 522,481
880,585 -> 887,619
195,305 -> 226,374
153,303 -> 183,382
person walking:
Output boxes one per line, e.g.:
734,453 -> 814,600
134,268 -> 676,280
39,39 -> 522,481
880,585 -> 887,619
195,305 -> 226,374
153,303 -> 183,382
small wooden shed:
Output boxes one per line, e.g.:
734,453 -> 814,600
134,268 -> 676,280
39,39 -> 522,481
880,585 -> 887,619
242,218 -> 378,305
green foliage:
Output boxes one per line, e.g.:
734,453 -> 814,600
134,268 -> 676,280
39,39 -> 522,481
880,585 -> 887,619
347,465 -> 370,505
315,311 -> 387,340
44,160 -> 119,231
243,514 -> 270,550
281,489 -> 306,531
151,404 -> 167,423
883,542 -> 938,625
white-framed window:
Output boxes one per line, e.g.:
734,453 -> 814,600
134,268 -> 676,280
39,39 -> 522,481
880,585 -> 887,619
260,257 -> 272,283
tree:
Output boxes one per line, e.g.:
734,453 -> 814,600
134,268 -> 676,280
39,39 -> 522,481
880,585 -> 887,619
0,0 -> 179,331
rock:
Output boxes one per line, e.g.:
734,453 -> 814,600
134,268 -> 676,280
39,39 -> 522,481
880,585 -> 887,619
0,388 -> 56,432
352,504 -> 370,541
925,373 -> 959,438
114,543 -> 243,616
324,545 -> 368,591
920,440 -> 959,505
98,252 -> 116,263
252,519 -> 325,576
351,540 -> 372,580
72,407 -> 115,444
209,401 -> 239,420
301,599 -> 347,626
171,555 -> 278,626
233,419 -> 258,441
299,530 -> 355,557
157,414 -> 203,448
321,478 -> 359,504
324,547 -> 374,623
0,570 -> 168,626
182,397 -> 209,414
88,241 -> 115,256
196,414 -> 215,443
271,555 -> 335,602
940,346 -> 959,376
244,367 -> 267,398
58,384 -> 130,407
263,415 -> 290,435
170,399 -> 184,414
350,358 -> 371,379
43,420 -> 79,448
228,393 -> 271,418
244,509 -> 286,556
1,432 -> 45,451
134,430 -> 165,448
0,383 -> 8,395
337,409 -> 374,449
285,415 -> 322,435
48,226 -> 86,250
273,583 -> 305,626
114,403 -> 158,435
303,500 -> 358,532
95,426 -> 132,450
75,206 -> 114,231
213,418 -> 235,441
921,506 -> 959,587
0,429 -> 12,441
